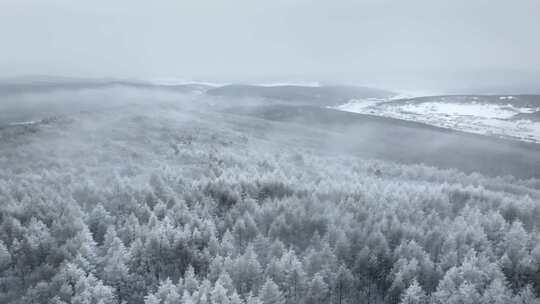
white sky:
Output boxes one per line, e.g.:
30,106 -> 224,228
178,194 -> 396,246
1,0 -> 539,91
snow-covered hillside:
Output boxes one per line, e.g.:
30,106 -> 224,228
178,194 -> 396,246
335,95 -> 540,143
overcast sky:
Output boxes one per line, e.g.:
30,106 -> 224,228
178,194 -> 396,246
1,0 -> 539,92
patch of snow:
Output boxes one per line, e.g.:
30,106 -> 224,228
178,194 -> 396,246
9,121 -> 38,126
388,90 -> 440,100
334,98 -> 540,144
399,102 -> 522,119
255,81 -> 322,87
334,98 -> 386,112
148,78 -> 227,87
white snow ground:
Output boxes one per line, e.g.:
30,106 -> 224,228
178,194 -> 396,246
335,98 -> 540,144
8,120 -> 39,126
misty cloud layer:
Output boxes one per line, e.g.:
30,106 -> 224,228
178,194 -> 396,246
1,0 -> 539,92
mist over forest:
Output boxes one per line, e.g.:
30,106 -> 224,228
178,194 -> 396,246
0,83 -> 538,304
2,0 -> 540,303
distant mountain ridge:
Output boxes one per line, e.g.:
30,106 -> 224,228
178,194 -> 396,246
0,77 -> 213,96
3,76 -> 540,145
0,77 -> 396,107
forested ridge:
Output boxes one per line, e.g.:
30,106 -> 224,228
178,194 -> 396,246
1,101 -> 540,304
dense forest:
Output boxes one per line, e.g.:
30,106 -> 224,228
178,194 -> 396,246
1,96 -> 540,304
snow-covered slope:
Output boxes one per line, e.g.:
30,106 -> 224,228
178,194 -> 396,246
334,95 -> 540,143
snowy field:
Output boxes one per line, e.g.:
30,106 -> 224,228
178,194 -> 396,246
335,97 -> 540,143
